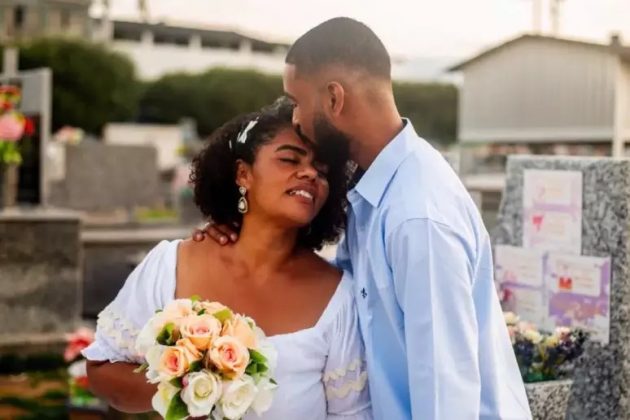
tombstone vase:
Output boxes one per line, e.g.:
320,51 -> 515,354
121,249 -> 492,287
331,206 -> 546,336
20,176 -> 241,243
0,163 -> 19,209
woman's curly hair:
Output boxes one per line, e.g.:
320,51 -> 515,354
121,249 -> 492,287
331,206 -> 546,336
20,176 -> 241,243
189,98 -> 348,250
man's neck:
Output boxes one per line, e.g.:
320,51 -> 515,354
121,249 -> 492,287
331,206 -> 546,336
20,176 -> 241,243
352,111 -> 404,170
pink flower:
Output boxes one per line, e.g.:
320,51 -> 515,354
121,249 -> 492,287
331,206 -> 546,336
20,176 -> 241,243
0,113 -> 25,142
180,314 -> 222,351
207,336 -> 250,379
64,327 -> 95,362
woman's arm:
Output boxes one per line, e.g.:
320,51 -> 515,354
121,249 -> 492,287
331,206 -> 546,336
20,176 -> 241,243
87,360 -> 156,413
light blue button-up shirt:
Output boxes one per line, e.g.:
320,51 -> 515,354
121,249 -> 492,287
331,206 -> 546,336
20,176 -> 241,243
336,121 -> 531,420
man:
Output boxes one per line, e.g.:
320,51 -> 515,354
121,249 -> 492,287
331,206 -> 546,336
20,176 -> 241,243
200,17 -> 531,420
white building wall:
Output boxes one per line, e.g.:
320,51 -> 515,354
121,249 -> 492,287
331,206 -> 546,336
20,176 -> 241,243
459,38 -> 618,143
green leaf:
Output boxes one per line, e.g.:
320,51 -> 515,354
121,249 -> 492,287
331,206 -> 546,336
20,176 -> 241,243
245,363 -> 258,376
169,377 -> 183,389
270,378 -> 278,385
197,309 -> 206,315
133,363 -> 148,374
157,322 -> 178,345
213,308 -> 233,323
249,349 -> 267,364
190,295 -> 201,303
189,361 -> 202,372
165,392 -> 188,420
155,309 -> 163,314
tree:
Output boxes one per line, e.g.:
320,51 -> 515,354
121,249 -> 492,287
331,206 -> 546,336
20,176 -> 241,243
2,38 -> 140,134
139,68 -> 283,136
393,81 -> 458,146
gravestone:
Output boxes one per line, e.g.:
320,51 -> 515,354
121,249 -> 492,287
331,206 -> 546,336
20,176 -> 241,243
49,141 -> 161,212
0,208 -> 82,347
1,48 -> 53,206
493,155 -> 630,419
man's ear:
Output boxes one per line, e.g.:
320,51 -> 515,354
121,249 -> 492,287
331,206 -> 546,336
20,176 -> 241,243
325,81 -> 346,118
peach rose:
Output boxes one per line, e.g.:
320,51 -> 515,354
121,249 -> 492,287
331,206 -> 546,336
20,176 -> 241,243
176,337 -> 204,365
221,315 -> 258,349
208,336 -> 250,379
158,346 -> 189,379
195,301 -> 228,316
162,299 -> 195,320
181,314 -> 222,351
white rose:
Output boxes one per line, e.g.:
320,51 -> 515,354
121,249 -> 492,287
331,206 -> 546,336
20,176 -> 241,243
218,376 -> 257,420
252,376 -> 278,416
181,370 -> 222,417
144,345 -> 165,384
136,312 -> 168,356
523,329 -> 543,344
151,381 -> 179,418
503,312 -> 520,326
68,360 -> 87,378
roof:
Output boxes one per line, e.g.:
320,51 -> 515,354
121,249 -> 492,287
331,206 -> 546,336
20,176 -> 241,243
448,34 -> 630,72
109,19 -> 290,50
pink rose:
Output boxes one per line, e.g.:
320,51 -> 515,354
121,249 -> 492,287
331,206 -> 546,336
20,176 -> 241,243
0,113 -> 25,142
181,314 -> 222,351
208,336 -> 250,379
158,346 -> 190,379
64,327 -> 94,362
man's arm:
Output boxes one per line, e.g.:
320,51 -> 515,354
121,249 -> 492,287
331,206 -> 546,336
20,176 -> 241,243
387,218 -> 480,420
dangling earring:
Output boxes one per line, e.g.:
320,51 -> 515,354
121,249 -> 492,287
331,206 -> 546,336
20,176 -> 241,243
238,186 -> 249,214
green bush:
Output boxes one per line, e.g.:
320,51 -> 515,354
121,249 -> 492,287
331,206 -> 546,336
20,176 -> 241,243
394,81 -> 458,146
139,68 -> 283,136
2,39 -> 140,134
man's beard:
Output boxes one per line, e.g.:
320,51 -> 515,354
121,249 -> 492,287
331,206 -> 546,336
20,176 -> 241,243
310,113 -> 351,169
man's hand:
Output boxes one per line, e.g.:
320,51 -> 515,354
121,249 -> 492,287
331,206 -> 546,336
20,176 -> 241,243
192,221 -> 239,245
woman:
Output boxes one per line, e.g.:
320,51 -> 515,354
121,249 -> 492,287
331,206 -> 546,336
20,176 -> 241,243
82,99 -> 371,419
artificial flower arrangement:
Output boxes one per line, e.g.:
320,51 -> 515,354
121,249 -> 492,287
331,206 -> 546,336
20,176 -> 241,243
135,297 -> 277,420
64,327 -> 102,407
0,85 -> 34,165
504,312 -> 587,383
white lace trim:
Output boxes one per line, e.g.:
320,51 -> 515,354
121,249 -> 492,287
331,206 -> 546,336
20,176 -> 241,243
325,371 -> 369,400
324,358 -> 362,382
97,304 -> 142,362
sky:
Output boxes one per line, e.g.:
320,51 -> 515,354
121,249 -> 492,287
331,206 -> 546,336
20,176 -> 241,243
97,0 -> 630,60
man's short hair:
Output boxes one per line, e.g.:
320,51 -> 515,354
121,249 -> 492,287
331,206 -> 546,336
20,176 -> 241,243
286,17 -> 391,79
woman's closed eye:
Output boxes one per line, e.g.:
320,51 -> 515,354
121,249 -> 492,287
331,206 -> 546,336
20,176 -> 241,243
279,156 -> 300,165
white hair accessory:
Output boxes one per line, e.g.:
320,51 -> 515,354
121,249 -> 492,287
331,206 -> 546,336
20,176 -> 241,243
230,118 -> 259,150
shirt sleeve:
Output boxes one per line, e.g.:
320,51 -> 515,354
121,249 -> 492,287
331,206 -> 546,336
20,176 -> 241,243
81,240 -> 174,364
324,281 -> 372,420
387,218 -> 481,420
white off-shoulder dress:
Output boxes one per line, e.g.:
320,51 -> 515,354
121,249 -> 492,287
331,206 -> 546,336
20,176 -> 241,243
82,240 -> 372,420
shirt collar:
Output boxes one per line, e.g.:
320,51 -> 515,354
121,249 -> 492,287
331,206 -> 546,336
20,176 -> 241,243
352,118 -> 418,208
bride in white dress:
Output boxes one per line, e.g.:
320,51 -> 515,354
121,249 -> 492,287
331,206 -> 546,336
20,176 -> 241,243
82,100 -> 372,419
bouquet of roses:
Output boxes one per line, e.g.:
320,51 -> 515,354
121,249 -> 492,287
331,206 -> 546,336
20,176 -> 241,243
135,297 -> 277,420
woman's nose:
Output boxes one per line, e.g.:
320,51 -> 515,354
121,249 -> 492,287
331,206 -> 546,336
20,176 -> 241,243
297,163 -> 318,180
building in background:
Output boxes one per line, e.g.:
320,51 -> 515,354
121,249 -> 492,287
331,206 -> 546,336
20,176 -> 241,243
451,33 -> 630,177
93,18 -> 291,79
450,33 -> 630,230
0,0 -> 92,42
